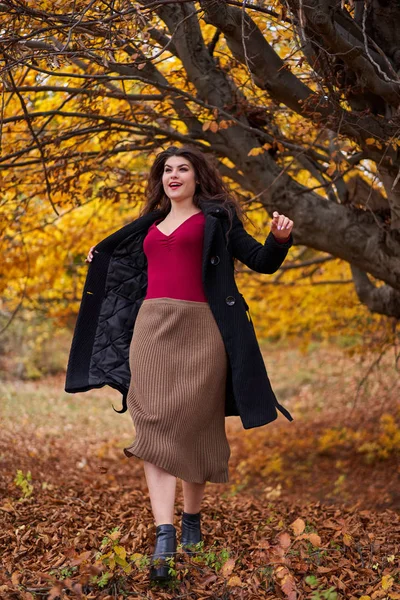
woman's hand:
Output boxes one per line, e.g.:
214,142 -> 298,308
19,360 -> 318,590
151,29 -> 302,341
271,211 -> 293,240
85,246 -> 96,263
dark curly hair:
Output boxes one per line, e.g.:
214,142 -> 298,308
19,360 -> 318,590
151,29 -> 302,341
139,145 -> 244,244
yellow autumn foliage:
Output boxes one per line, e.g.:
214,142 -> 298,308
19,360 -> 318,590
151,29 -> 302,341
0,3 -> 395,357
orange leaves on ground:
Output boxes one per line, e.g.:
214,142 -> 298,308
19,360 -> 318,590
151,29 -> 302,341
291,518 -> 323,547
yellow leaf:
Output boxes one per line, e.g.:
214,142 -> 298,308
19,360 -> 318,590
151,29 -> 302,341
227,575 -> 243,587
247,146 -> 265,156
130,552 -> 144,564
382,575 -> 394,591
359,596 -> 371,600
114,555 -> 128,567
114,545 -> 126,560
221,558 -> 235,577
219,120 -> 229,129
365,138 -> 376,145
291,517 -> 306,536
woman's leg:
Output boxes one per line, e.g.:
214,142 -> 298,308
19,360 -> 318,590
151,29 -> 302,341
143,461 -> 177,526
182,481 -> 206,514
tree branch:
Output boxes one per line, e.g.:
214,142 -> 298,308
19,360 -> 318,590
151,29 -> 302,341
351,264 -> 400,317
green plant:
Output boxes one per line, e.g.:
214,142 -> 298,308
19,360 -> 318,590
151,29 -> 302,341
90,571 -> 113,589
197,544 -> 230,572
14,469 -> 33,498
95,527 -> 131,577
305,575 -> 337,600
49,566 -> 78,579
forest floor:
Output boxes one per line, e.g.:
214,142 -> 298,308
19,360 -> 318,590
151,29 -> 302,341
0,342 -> 399,599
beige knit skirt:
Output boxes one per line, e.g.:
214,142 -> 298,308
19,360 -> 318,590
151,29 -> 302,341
123,297 -> 231,483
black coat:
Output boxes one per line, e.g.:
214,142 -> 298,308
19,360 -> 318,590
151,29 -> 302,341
65,199 -> 293,429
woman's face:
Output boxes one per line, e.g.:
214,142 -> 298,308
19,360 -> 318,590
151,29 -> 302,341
162,156 -> 197,203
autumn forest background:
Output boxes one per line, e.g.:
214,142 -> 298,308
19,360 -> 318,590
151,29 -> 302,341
0,1 -> 399,598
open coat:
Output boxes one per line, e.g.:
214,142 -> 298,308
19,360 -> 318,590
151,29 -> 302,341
65,199 -> 293,429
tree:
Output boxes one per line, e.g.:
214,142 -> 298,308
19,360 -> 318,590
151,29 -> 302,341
1,0 -> 399,320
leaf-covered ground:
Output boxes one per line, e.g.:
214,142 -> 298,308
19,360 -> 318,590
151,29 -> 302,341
0,344 -> 399,599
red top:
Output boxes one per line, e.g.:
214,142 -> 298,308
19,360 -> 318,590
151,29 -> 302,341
144,211 -> 208,302
143,211 -> 290,303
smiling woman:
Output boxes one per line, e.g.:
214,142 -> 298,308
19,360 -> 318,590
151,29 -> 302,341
158,155 -> 203,233
69,144 -> 294,584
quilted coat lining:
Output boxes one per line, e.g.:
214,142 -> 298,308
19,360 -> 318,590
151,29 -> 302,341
88,231 -> 147,389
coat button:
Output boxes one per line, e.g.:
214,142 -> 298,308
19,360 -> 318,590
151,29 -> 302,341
210,255 -> 220,265
225,295 -> 235,306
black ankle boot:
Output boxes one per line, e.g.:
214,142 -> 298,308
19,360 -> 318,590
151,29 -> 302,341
149,524 -> 177,582
181,511 -> 202,555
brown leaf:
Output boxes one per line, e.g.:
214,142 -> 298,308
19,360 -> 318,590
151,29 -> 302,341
48,583 -> 63,600
221,558 -> 235,577
278,532 -> 291,549
281,572 -> 297,600
342,532 -> 353,546
70,550 -> 91,565
275,565 -> 290,579
291,518 -> 306,536
308,533 -> 322,547
11,571 -> 21,585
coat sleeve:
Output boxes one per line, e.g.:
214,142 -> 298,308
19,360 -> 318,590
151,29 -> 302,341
227,212 -> 293,274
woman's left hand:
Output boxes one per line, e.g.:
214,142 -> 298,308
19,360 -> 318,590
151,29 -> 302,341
271,211 -> 294,240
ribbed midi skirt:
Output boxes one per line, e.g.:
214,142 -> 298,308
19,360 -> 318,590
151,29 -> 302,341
123,297 -> 231,483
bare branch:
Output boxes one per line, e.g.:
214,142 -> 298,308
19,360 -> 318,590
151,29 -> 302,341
351,264 -> 400,317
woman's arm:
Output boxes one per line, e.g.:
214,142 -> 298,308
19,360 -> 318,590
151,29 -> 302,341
228,211 -> 293,274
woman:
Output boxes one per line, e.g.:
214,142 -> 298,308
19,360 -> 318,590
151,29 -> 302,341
66,145 -> 294,583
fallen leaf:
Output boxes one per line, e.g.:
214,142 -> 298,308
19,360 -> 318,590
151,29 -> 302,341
11,571 -> 20,585
308,533 -> 322,547
278,532 -> 291,549
291,517 -> 306,536
221,558 -> 235,577
114,545 -> 126,560
382,575 -> 394,591
227,575 -> 243,587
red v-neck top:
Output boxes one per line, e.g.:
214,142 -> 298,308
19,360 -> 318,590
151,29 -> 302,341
143,210 -> 290,303
143,211 -> 208,302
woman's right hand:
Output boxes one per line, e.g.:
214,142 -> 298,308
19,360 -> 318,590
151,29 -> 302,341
85,246 -> 96,263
